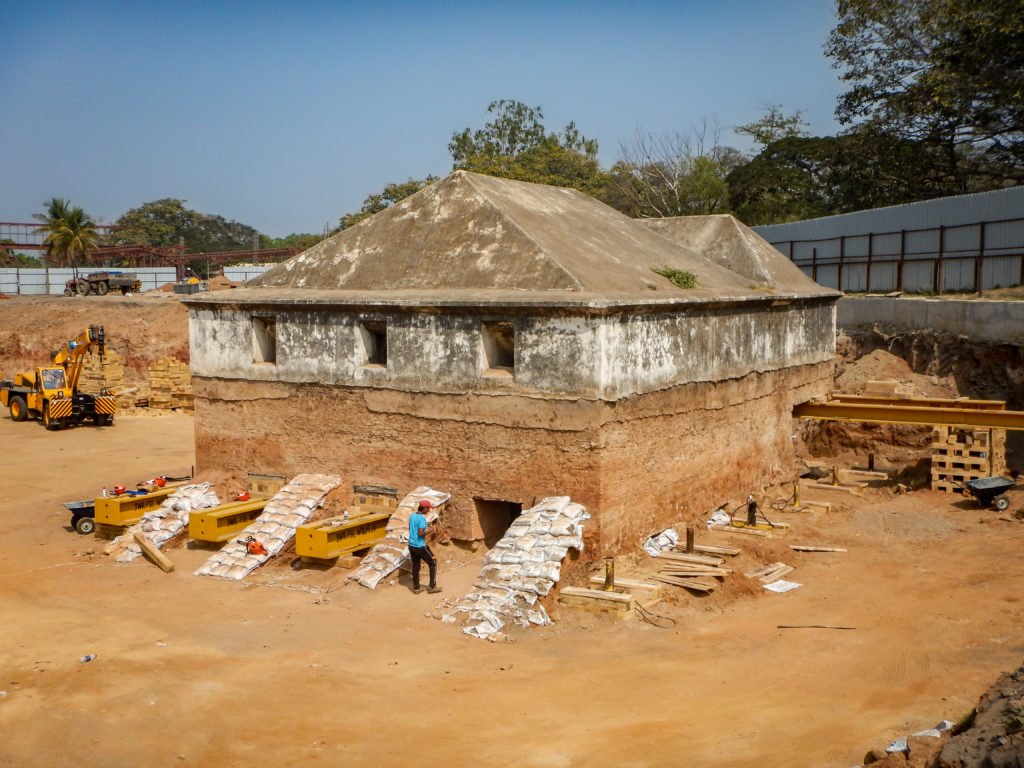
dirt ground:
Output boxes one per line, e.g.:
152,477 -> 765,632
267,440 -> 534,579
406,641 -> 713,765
3,296 -> 1024,767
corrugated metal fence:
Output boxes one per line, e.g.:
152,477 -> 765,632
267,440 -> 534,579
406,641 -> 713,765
753,187 -> 1024,293
0,266 -> 273,295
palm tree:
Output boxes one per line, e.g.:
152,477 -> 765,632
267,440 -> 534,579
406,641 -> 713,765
33,197 -> 99,266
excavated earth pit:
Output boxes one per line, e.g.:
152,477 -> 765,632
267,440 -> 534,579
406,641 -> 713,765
1,294 -> 1024,767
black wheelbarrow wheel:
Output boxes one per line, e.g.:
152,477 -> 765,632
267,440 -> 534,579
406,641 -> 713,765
994,495 -> 1011,512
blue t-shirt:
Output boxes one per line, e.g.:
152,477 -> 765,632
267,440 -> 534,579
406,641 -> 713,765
408,511 -> 427,548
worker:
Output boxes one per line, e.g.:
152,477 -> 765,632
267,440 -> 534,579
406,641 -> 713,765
408,500 -> 441,594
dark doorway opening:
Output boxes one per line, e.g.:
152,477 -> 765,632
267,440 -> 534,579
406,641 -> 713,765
473,498 -> 523,547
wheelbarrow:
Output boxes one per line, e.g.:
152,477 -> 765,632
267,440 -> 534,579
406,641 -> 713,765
63,499 -> 96,535
961,476 -> 1016,512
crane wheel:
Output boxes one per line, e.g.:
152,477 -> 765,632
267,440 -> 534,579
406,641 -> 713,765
63,287 -> 74,297
74,516 -> 95,535
75,279 -> 90,296
42,403 -> 59,430
10,396 -> 28,422
96,281 -> 109,296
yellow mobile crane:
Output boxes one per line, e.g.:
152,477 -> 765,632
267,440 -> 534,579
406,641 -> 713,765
1,325 -> 117,429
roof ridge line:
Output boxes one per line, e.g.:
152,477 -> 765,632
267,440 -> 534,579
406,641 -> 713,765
461,172 -> 586,293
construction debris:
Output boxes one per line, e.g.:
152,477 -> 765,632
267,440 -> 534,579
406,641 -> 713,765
348,487 -> 450,589
790,545 -> 847,553
444,497 -> 589,640
194,474 -> 341,581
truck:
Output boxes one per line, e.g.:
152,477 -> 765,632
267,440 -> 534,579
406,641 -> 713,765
0,325 -> 117,429
63,271 -> 142,296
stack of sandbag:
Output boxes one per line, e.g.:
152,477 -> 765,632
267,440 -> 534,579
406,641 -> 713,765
194,474 -> 342,581
348,487 -> 450,589
104,483 -> 220,563
443,497 -> 588,640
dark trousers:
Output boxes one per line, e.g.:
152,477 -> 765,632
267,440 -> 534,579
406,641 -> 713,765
409,544 -> 437,589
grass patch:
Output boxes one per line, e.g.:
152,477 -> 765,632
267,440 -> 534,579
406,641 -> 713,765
953,709 -> 976,734
652,266 -> 697,289
1005,704 -> 1024,735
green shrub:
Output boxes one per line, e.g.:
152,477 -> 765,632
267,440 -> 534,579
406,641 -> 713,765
652,266 -> 697,289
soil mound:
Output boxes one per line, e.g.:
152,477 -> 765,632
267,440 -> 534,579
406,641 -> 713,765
934,661 -> 1024,767
835,348 -> 914,393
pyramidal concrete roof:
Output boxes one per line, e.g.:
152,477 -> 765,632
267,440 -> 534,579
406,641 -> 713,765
638,214 -> 834,297
203,171 -> 835,308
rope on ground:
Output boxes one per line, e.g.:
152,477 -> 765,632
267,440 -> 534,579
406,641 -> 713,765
241,573 -> 334,595
0,561 -> 101,578
633,601 -> 677,629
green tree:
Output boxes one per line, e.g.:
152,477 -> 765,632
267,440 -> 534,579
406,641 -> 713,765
826,0 -> 1024,185
449,99 -> 604,192
259,232 -> 327,251
726,129 -> 988,225
606,121 -> 743,217
33,197 -> 99,266
735,105 -> 810,150
106,198 -> 260,253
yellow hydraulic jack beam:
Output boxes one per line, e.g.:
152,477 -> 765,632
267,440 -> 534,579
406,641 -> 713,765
794,397 -> 1024,431
189,498 -> 268,543
295,511 -> 391,561
94,485 -> 185,538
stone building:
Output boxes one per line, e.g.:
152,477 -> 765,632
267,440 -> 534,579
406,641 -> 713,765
184,171 -> 838,554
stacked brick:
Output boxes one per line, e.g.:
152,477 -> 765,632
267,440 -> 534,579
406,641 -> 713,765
931,426 -> 1008,493
194,474 -> 341,581
349,487 -> 451,589
104,484 -> 220,562
149,357 -> 193,411
77,350 -> 126,395
443,497 -> 589,640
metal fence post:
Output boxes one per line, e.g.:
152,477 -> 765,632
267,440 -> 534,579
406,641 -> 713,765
935,225 -> 945,295
975,221 -> 985,296
866,233 -> 873,293
838,236 -> 845,292
897,230 -> 905,292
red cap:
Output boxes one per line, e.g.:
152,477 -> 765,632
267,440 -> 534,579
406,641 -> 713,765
418,500 -> 434,509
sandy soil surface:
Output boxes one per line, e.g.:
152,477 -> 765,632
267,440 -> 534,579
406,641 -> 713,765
2,294 -> 1024,766
1,412 -> 1023,767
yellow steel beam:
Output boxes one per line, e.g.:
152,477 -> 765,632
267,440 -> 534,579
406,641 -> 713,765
828,394 -> 1006,411
794,401 -> 1024,430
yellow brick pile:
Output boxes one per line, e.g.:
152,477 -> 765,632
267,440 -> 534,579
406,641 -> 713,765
149,357 -> 193,411
931,426 -> 1008,493
77,350 -> 126,395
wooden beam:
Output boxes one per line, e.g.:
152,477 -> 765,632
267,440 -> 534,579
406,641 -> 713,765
134,533 -> 175,573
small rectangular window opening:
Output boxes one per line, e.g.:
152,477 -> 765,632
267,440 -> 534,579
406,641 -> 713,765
482,321 -> 515,376
359,321 -> 388,367
252,316 -> 277,364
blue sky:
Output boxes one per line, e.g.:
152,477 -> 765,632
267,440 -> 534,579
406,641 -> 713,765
1,1 -> 844,237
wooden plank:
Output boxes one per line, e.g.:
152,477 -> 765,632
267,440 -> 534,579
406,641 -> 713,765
133,533 -> 175,573
759,565 -> 793,583
658,568 -> 730,578
560,586 -> 632,603
558,586 -> 634,614
691,543 -> 741,557
587,576 -> 661,600
745,561 -> 787,579
790,545 -> 848,553
801,500 -> 833,512
802,483 -> 864,495
839,469 -> 890,480
655,551 -> 725,566
709,523 -> 769,537
651,576 -> 717,592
